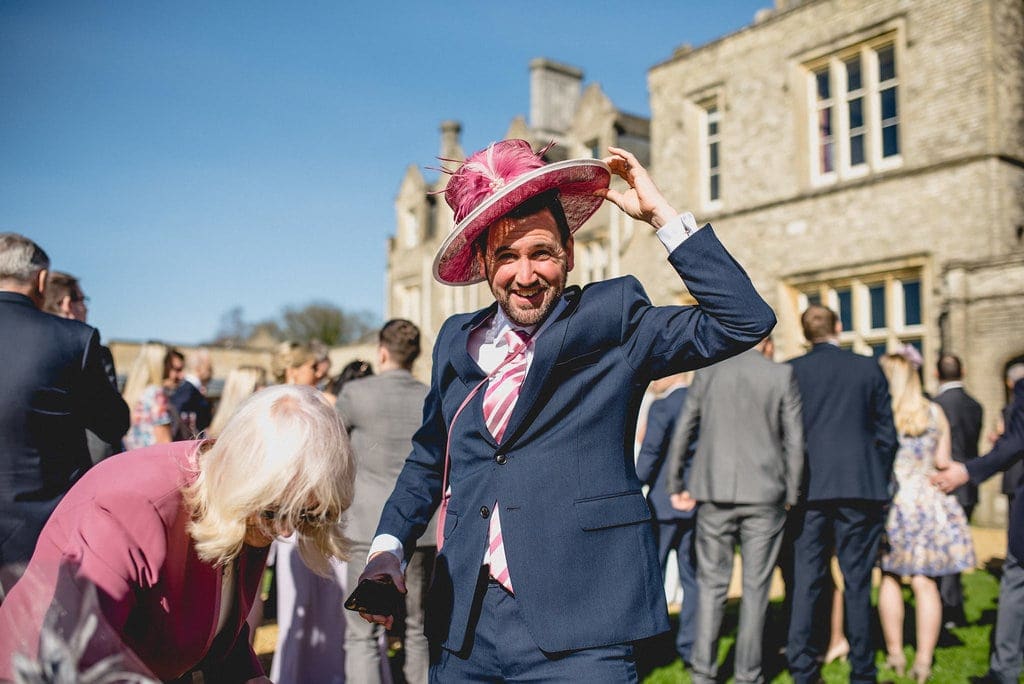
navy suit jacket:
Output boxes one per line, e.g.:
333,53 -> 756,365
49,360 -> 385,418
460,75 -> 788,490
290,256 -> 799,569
636,387 -> 694,522
788,343 -> 898,502
967,379 -> 1024,560
375,226 -> 775,653
934,385 -> 983,509
0,292 -> 130,567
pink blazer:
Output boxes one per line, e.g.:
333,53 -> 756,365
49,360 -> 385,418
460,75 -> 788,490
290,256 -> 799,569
0,441 -> 269,682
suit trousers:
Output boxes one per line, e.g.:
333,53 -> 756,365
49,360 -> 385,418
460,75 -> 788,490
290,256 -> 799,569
655,518 -> 697,661
988,550 -> 1024,683
690,503 -> 786,684
430,579 -> 638,682
786,501 -> 884,684
346,543 -> 435,684
939,503 -> 975,619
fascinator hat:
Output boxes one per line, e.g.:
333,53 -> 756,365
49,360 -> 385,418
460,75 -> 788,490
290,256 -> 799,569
433,139 -> 611,286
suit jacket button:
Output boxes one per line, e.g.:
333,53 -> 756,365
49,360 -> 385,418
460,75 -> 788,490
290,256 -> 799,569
495,454 -> 507,465
480,506 -> 490,519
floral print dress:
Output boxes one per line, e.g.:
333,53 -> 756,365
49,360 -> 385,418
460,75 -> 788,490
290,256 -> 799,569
123,384 -> 172,451
880,402 -> 976,576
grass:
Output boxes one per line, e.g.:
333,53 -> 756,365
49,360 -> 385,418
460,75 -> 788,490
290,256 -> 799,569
639,568 -> 1003,683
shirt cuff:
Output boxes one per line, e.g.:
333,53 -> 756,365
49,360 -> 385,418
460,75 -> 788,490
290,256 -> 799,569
368,534 -> 406,571
656,211 -> 701,253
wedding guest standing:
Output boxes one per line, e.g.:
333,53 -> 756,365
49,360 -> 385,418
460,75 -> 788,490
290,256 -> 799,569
358,140 -> 774,681
786,306 -> 898,684
877,352 -> 975,682
0,234 -> 129,597
270,341 -> 349,684
932,353 -> 983,627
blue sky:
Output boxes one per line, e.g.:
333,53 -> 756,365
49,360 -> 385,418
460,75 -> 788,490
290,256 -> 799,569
1,1 -> 768,344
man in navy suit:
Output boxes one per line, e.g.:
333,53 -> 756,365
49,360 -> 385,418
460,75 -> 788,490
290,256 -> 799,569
357,141 -> 775,681
933,353 -> 983,627
0,234 -> 130,598
933,377 -> 1024,684
635,373 -> 697,667
785,305 -> 898,684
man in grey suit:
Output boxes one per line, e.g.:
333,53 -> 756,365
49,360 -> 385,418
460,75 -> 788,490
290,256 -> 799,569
667,337 -> 803,684
337,319 -> 433,683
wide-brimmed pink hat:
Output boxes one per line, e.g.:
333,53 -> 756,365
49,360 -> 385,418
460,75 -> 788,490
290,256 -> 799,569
433,139 -> 610,286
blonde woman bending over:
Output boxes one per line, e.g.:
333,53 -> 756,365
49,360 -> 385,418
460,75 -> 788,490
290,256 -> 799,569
0,385 -> 355,682
877,351 -> 975,682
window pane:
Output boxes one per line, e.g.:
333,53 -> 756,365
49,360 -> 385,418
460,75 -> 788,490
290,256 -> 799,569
821,142 -> 834,173
903,280 -> 921,325
837,289 -> 853,331
850,134 -> 865,165
807,292 -> 821,307
870,284 -> 886,328
871,342 -> 888,358
881,88 -> 898,120
816,69 -> 830,99
709,141 -> 719,169
819,107 -> 833,136
849,98 -> 864,128
878,45 -> 896,81
710,174 -> 720,202
708,120 -> 718,136
882,123 -> 899,157
846,57 -> 862,91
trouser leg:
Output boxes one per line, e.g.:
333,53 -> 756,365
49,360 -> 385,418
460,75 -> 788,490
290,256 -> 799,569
733,504 -> 786,684
403,546 -> 435,684
833,502 -> 884,684
689,503 -> 737,684
988,550 -> 1024,683
786,505 -> 830,684
345,542 -> 384,684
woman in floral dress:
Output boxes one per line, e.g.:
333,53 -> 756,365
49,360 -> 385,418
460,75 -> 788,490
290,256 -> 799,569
878,352 -> 976,682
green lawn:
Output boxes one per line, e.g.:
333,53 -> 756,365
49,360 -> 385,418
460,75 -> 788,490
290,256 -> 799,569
640,569 -> 1003,683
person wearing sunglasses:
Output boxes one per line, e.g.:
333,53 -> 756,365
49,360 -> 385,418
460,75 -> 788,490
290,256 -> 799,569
0,384 -> 355,683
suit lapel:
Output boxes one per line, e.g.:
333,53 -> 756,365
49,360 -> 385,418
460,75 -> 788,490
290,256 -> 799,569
499,287 -> 580,448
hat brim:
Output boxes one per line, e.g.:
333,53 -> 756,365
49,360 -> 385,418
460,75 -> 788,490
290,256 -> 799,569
433,158 -> 611,286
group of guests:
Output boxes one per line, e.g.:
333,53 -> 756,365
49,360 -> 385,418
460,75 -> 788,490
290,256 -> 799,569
639,303 -> 1019,683
0,230 -> 407,682
3,133 -> 1024,684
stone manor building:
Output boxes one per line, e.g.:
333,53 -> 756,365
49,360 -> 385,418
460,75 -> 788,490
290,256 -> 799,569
387,0 -> 1024,525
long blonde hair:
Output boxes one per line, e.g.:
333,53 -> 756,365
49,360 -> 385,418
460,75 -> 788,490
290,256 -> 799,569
208,366 -> 267,437
879,353 -> 931,437
183,384 -> 355,575
271,341 -> 316,384
121,343 -> 169,409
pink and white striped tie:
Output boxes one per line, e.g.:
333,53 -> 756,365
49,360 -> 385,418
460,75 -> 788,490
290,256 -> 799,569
481,329 -> 531,592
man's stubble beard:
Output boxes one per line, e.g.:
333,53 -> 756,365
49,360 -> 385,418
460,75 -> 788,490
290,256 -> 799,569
492,276 -> 565,328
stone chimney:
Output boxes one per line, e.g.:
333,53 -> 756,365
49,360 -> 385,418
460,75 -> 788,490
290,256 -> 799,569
529,58 -> 583,139
439,120 -> 464,161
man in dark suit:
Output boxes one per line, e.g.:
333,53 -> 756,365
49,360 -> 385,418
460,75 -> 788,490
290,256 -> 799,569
42,270 -> 123,464
933,377 -> 1024,684
668,337 -> 803,684
785,305 -> 898,684
932,353 -> 983,627
999,364 -> 1024,511
338,319 -> 433,684
357,141 -> 775,680
0,234 -> 130,597
635,372 -> 697,667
